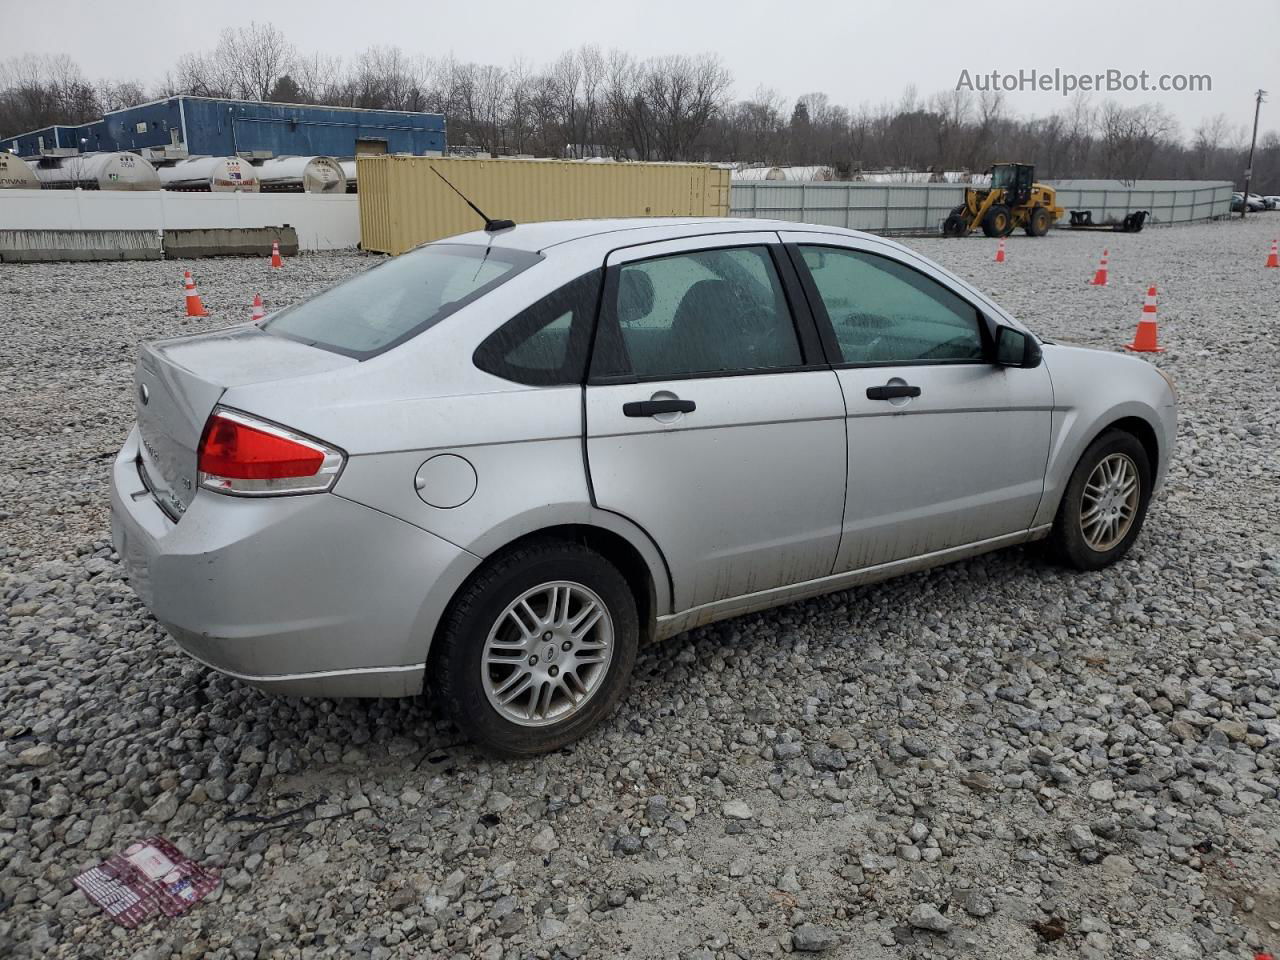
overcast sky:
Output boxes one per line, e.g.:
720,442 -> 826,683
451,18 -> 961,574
13,0 -> 1280,139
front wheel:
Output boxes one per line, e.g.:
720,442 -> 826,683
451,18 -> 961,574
432,540 -> 639,757
1046,430 -> 1152,570
981,204 -> 1012,237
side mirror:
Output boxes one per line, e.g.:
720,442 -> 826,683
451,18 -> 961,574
994,325 -> 1042,368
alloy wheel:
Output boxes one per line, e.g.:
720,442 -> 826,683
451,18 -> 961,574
480,581 -> 614,727
1079,453 -> 1140,552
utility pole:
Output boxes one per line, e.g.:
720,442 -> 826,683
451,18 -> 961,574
1242,89 -> 1266,219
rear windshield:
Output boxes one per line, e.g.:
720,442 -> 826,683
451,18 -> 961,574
262,243 -> 541,358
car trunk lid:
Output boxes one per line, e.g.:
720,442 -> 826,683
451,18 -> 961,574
135,325 -> 356,517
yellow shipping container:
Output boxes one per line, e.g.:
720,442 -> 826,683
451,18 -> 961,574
358,156 -> 732,255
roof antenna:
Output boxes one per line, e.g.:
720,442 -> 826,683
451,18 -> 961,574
431,167 -> 515,232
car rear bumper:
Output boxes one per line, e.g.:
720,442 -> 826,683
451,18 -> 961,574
110,426 -> 480,698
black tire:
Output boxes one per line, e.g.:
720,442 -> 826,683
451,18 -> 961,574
1025,206 -> 1053,237
942,213 -> 969,237
981,204 -> 1012,237
1046,430 -> 1153,571
432,539 -> 639,758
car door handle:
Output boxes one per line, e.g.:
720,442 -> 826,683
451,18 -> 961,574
623,399 -> 696,417
866,384 -> 921,401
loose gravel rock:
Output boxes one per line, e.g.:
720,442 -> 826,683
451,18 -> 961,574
2,219 -> 1279,959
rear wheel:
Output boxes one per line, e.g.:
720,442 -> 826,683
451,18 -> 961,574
1025,206 -> 1053,237
1047,430 -> 1152,570
433,540 -> 639,757
981,204 -> 1012,237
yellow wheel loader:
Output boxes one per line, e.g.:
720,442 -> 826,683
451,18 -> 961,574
942,163 -> 1064,238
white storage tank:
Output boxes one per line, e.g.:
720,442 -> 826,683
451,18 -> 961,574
256,156 -> 347,194
0,152 -> 40,189
735,165 -> 836,182
732,166 -> 783,181
779,165 -> 834,182
158,156 -> 260,192
339,159 -> 357,193
35,152 -> 160,191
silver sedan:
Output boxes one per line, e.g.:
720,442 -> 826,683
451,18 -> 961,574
111,218 -> 1177,756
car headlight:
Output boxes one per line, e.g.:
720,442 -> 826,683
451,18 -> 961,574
1155,366 -> 1177,402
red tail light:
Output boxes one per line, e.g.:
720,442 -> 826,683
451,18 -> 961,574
197,409 -> 344,496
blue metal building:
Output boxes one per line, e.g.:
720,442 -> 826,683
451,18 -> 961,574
6,96 -> 446,158
6,123 -> 97,156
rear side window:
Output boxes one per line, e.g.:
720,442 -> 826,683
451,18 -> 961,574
604,246 -> 802,379
473,271 -> 602,385
262,244 -> 540,359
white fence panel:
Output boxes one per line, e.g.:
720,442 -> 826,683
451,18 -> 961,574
0,190 -> 360,250
730,180 -> 1233,234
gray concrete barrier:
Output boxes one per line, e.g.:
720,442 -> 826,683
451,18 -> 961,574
162,226 -> 300,260
0,229 -> 163,263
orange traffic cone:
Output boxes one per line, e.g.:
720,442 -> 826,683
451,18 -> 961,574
250,293 -> 265,323
994,237 -> 1006,263
269,240 -> 283,269
1266,238 -> 1279,268
1089,248 -> 1109,285
1125,285 -> 1164,353
183,270 -> 208,317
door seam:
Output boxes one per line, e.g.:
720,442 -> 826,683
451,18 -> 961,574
829,370 -> 850,579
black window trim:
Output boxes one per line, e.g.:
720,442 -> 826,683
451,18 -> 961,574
587,239 -> 828,387
782,241 -> 997,370
262,243 -> 543,361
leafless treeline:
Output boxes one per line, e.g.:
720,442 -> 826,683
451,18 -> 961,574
2,23 -> 1276,189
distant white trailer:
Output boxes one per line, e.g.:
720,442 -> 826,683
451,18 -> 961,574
256,156 -> 347,194
158,156 -> 260,193
34,152 -> 160,191
0,152 -> 39,189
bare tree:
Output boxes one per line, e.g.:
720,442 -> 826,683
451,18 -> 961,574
97,79 -> 148,113
640,53 -> 731,161
1099,101 -> 1178,182
716,86 -> 786,164
170,50 -> 234,99
0,54 -> 100,137
347,46 -> 422,111
222,23 -> 295,101
473,63 -> 510,155
966,90 -> 1005,170
929,89 -> 971,170
293,52 -> 346,105
504,58 -> 535,155
603,50 -> 649,160
547,50 -> 585,157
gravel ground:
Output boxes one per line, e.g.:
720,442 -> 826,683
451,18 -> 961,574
2,217 -> 1279,960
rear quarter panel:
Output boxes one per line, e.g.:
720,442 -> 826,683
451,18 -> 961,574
219,252 -> 675,646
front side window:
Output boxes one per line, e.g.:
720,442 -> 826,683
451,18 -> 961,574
262,244 -> 539,358
609,246 -> 802,379
800,246 -> 984,365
